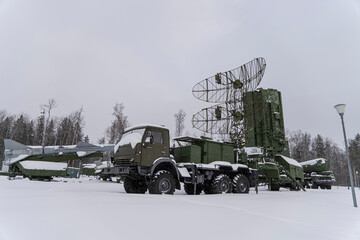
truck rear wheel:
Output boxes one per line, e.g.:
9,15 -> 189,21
124,177 -> 147,194
184,183 -> 203,195
209,174 -> 232,194
148,170 -> 175,194
232,174 -> 250,194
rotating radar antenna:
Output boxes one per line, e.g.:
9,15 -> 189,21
192,57 -> 266,145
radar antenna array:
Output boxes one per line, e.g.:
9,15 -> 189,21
192,57 -> 266,145
192,57 -> 266,103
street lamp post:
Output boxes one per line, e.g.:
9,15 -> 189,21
334,104 -> 357,208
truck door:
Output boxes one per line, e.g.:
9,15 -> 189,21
142,130 -> 168,167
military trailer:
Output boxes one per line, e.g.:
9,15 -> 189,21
300,158 -> 335,189
4,139 -> 114,180
103,125 -> 258,195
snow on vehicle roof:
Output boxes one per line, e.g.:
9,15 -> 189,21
277,155 -> 302,167
173,136 -> 231,144
244,147 -> 263,155
124,124 -> 168,132
300,158 -> 326,166
82,163 -> 97,169
19,161 -> 67,171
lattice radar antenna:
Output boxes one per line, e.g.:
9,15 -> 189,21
192,57 -> 266,145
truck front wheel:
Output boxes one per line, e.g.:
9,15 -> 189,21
148,170 -> 176,194
232,174 -> 250,194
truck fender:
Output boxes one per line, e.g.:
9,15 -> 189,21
150,158 -> 181,189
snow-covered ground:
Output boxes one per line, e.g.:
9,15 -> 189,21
0,176 -> 359,240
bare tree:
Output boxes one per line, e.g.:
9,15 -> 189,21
106,103 -> 129,144
174,109 -> 186,137
41,98 -> 57,150
70,107 -> 85,143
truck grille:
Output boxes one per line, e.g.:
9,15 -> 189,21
115,159 -> 132,166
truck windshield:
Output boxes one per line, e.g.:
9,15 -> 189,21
114,128 -> 146,153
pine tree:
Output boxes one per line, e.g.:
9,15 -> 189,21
313,134 -> 325,158
35,111 -> 45,145
349,134 -> 360,179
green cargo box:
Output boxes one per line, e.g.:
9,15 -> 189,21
16,160 -> 67,179
173,136 -> 235,164
174,145 -> 202,163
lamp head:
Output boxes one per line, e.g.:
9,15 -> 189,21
334,104 -> 346,116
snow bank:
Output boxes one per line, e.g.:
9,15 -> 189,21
0,176 -> 359,240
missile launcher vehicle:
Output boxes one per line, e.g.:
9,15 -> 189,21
3,139 -> 114,180
300,158 -> 335,189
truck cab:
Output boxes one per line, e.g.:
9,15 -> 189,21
104,125 -> 180,194
113,125 -> 170,167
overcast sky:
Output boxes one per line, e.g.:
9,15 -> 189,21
0,0 -> 359,146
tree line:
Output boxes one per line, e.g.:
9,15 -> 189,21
0,100 -> 129,168
1,101 -> 359,187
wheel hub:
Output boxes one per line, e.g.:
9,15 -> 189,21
220,181 -> 229,192
159,179 -> 171,193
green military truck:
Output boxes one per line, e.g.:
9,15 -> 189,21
300,158 -> 335,189
103,125 -> 258,195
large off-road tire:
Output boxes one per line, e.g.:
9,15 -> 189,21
209,174 -> 232,194
124,177 -> 147,194
326,185 -> 332,190
270,183 -> 280,191
184,183 -> 203,195
148,170 -> 176,194
232,174 -> 250,194
136,180 -> 148,193
311,183 -> 318,189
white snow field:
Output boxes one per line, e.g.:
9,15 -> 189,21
0,176 -> 359,240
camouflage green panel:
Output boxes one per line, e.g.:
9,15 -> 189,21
203,141 -> 234,164
244,89 -> 287,157
275,155 -> 304,181
174,145 -> 201,163
257,163 -> 280,179
82,167 -> 96,176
